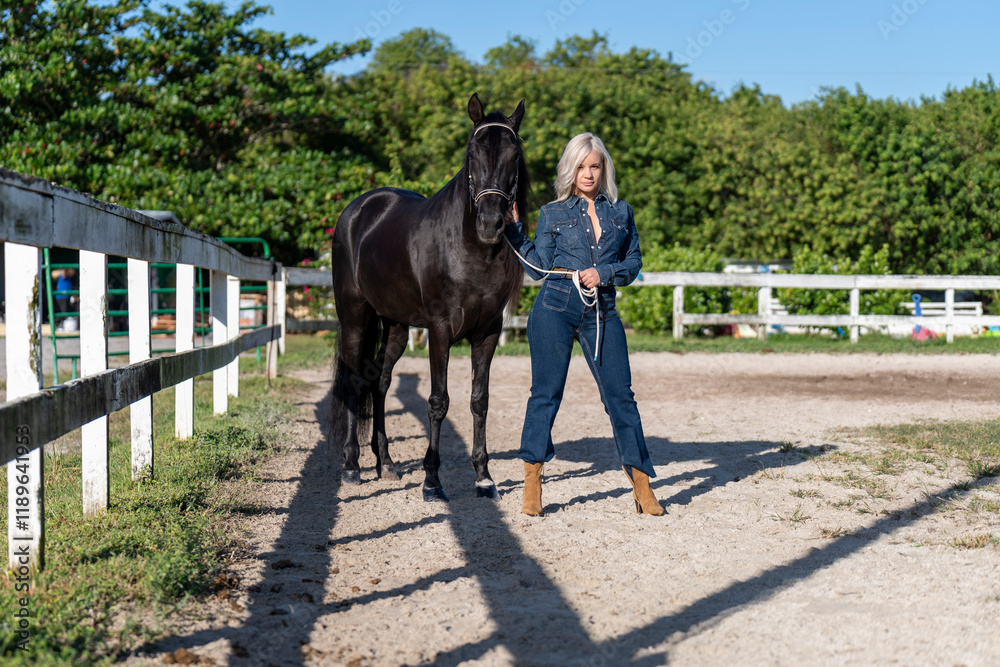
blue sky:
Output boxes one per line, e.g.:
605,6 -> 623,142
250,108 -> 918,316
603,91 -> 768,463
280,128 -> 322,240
222,0 -> 995,105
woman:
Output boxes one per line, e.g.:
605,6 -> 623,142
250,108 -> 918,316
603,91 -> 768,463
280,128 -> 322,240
504,132 -> 664,516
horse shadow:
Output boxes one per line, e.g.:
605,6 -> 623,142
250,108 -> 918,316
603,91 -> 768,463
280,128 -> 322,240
134,368 -> 979,666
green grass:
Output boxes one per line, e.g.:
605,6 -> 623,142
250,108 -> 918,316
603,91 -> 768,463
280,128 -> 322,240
948,533 -> 1000,549
239,331 -> 335,373
0,366 -> 305,664
399,330 -> 1000,357
861,419 -> 1000,481
621,331 -> 1000,355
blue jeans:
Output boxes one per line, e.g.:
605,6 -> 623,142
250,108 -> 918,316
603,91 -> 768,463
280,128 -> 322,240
518,279 -> 656,478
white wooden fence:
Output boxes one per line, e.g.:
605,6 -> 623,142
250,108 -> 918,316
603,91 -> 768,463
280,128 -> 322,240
500,273 -> 1000,344
0,169 -> 298,573
645,272 -> 1000,343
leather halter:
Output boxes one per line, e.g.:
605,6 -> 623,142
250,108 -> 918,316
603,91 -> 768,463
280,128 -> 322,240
469,122 -> 520,208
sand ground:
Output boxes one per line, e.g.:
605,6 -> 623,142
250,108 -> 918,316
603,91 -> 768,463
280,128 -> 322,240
126,352 -> 1000,666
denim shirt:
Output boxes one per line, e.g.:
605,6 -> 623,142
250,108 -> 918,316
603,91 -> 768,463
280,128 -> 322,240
504,194 -> 642,286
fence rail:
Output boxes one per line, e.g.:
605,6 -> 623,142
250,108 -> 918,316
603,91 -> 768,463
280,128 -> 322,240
1,169 -> 290,573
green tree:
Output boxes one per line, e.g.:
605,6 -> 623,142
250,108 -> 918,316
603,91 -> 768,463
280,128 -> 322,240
1,0 -> 370,261
369,27 -> 459,72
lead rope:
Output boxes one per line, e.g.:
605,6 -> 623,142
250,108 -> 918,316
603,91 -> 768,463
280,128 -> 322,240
503,236 -> 601,362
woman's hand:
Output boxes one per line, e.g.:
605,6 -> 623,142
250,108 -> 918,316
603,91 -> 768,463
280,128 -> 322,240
506,202 -> 519,225
578,267 -> 600,289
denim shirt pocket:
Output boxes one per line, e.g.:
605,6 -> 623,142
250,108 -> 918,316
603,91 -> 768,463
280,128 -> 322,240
552,219 -> 582,248
611,214 -> 630,246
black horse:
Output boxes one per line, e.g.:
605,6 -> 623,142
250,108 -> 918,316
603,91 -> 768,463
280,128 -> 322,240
331,93 -> 528,501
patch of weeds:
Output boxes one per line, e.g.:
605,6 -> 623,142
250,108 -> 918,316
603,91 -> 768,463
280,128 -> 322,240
948,533 -> 999,550
820,526 -> 847,539
771,504 -> 809,524
969,497 -> 1000,515
862,419 -> 1000,481
779,441 -> 798,454
870,452 -> 907,476
831,494 -> 865,511
834,471 -> 896,501
967,460 -> 1000,479
790,488 -> 820,499
750,460 -> 785,482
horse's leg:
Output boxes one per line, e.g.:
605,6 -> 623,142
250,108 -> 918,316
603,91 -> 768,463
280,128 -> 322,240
422,328 -> 451,502
334,304 -> 375,485
371,320 -> 408,481
469,331 -> 502,499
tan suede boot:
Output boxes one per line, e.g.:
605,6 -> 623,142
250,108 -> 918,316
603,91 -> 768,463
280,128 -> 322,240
623,466 -> 665,515
522,462 -> 544,516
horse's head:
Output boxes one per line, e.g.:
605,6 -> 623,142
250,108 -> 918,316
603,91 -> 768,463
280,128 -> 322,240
466,93 -> 526,245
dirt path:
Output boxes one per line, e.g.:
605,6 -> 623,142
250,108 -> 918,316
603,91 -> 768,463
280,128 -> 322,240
128,352 -> 1000,666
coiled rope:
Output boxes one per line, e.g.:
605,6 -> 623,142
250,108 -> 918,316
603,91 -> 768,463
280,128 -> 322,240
504,236 -> 601,361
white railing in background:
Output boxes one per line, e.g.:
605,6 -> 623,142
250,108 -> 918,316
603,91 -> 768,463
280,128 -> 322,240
642,272 -> 1000,343
313,271 -> 1000,350
499,273 -> 1000,344
1,169 -> 283,573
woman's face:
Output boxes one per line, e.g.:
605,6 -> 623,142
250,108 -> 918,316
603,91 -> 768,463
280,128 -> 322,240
574,150 -> 602,199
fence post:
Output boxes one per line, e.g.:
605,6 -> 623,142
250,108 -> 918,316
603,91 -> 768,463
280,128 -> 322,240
672,286 -> 684,339
227,274 -> 240,398
175,263 -> 195,439
80,250 -> 109,515
128,258 -> 153,480
945,288 -> 955,343
849,287 -> 860,344
211,270 -> 229,414
5,242 -> 44,573
266,276 -> 278,380
277,268 -> 287,355
757,286 -> 771,342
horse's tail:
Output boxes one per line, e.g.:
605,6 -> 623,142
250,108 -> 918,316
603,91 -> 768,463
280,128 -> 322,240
331,316 -> 379,458
356,316 -> 379,449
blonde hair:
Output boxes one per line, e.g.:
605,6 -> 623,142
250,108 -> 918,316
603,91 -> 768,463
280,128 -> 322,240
553,132 -> 618,203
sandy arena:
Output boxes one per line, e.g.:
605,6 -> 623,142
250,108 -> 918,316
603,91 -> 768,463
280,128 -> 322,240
130,351 -> 1000,666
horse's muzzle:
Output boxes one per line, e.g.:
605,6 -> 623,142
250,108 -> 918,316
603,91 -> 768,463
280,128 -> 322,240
476,214 -> 506,245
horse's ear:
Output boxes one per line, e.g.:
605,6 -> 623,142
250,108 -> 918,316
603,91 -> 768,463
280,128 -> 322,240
468,93 -> 484,125
509,99 -> 525,133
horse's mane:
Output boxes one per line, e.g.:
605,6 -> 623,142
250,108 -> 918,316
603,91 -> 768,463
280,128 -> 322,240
465,110 -> 531,313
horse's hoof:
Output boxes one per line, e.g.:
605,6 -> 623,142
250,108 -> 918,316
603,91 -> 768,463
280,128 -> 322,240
475,483 -> 500,499
379,464 -> 400,481
422,486 -> 449,502
342,470 -> 361,485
